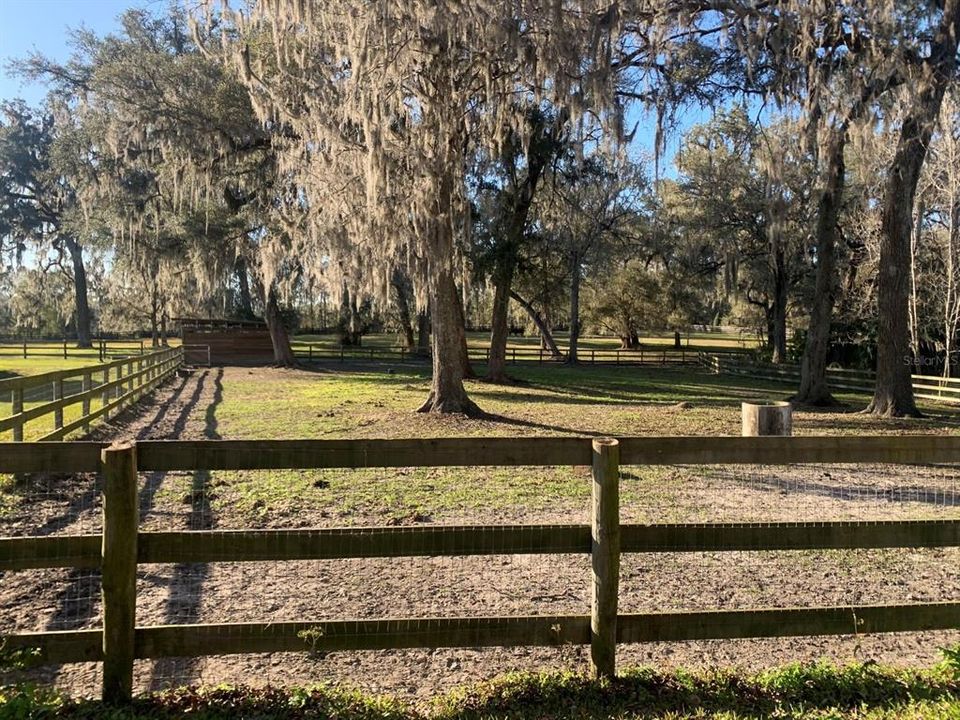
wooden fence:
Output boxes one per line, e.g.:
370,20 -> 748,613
295,343 -> 749,366
700,353 -> 960,405
0,339 -> 149,362
0,347 -> 182,442
1,435 -> 959,702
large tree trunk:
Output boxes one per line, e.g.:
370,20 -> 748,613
417,311 -> 430,356
236,258 -> 254,319
148,272 -> 161,348
944,197 -> 960,379
391,268 -> 416,350
908,201 -> 923,369
416,167 -> 479,414
867,0 -> 959,417
160,309 -> 169,347
770,241 -> 788,364
265,285 -> 296,367
417,265 -> 480,414
150,310 -> 159,348
338,284 -> 362,346
568,252 -> 582,364
455,282 -> 475,379
64,237 -> 92,348
149,289 -> 160,348
485,131 -> 548,381
487,252 -> 516,383
797,131 -> 846,405
510,290 -> 563,359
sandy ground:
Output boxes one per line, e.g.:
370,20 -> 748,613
2,367 -> 959,700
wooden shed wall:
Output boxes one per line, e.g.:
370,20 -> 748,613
182,329 -> 274,365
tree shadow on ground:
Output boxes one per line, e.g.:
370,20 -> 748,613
793,410 -> 960,433
478,411 -> 606,436
137,371 -> 208,515
146,367 -> 223,691
21,371 -> 206,688
32,374 -> 199,623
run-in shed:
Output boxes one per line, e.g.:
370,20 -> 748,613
178,318 -> 274,365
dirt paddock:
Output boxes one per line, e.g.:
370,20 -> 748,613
2,367 -> 959,699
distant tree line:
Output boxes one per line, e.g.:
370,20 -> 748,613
1,1 -> 957,417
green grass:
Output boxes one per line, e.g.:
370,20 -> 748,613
4,657 -> 958,719
0,355 -> 107,378
115,362 -> 960,526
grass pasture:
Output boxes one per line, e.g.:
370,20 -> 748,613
134,362 -> 960,527
4,658 -> 959,719
0,339 -> 177,377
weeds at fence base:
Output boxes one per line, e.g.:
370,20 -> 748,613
3,654 -> 958,719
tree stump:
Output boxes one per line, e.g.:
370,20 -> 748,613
741,401 -> 792,436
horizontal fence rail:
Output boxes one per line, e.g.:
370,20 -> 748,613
701,353 -> 960,405
0,347 -> 182,442
14,434 -> 960,474
3,519 -> 959,571
8,602 -> 958,667
1,435 -> 959,701
293,343 -> 750,367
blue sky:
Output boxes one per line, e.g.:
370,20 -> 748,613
0,0 -> 700,172
0,0 -> 143,105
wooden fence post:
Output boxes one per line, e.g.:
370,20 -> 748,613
22,337 -> 27,359
101,442 -> 139,703
591,437 -> 620,680
115,365 -> 123,409
82,372 -> 92,432
63,338 -> 68,360
101,368 -> 110,415
53,379 -> 64,432
11,385 -> 23,441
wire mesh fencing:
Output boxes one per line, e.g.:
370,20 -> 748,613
131,459 -> 960,695
2,456 -> 959,699
0,469 -> 103,695
616,461 -> 960,673
134,464 -> 594,694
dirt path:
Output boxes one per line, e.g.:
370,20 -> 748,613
2,367 -> 958,701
